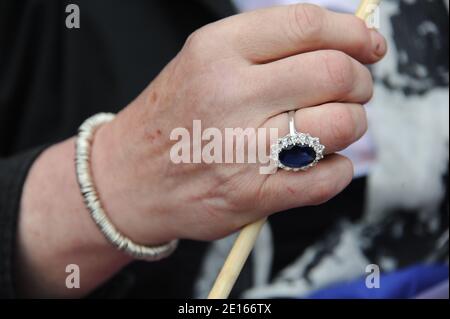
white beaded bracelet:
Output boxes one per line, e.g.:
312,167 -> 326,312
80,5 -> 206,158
75,113 -> 178,261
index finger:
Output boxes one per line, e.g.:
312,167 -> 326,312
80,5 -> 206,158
214,3 -> 386,64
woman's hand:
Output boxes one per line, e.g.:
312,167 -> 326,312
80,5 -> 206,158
92,4 -> 386,245
18,4 -> 386,297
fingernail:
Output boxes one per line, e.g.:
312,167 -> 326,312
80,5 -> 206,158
370,29 -> 386,57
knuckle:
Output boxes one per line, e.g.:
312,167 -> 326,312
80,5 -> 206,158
339,157 -> 355,185
309,179 -> 336,205
362,68 -> 375,102
321,50 -> 355,94
182,28 -> 209,59
309,158 -> 353,205
356,106 -> 369,136
330,105 -> 358,145
289,3 -> 325,41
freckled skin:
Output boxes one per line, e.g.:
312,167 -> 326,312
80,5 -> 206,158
146,132 -> 156,142
145,129 -> 162,143
150,91 -> 158,104
287,186 -> 296,195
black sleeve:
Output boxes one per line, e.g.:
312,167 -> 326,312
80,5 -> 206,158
0,146 -> 47,298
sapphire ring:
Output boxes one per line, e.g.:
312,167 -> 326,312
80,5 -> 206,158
271,111 -> 325,172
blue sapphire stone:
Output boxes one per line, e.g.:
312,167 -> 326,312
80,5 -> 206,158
279,145 -> 316,168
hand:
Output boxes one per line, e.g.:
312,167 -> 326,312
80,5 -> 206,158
17,3 -> 387,297
92,4 -> 387,245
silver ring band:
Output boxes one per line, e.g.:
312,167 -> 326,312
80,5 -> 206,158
288,110 -> 296,136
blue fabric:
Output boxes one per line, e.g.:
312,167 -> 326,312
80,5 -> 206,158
416,280 -> 449,299
308,264 -> 449,299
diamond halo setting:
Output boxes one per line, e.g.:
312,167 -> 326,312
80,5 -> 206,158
271,111 -> 325,172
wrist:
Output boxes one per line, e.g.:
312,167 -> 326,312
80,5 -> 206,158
18,139 -> 132,297
89,114 -> 177,247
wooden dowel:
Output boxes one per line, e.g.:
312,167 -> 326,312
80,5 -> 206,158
356,0 -> 381,20
207,0 -> 382,299
207,218 -> 267,299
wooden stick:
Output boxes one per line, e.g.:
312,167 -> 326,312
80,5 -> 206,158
356,0 -> 382,21
207,0 -> 382,299
207,218 -> 267,299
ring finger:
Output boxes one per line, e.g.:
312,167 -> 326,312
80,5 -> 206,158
262,102 -> 367,154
